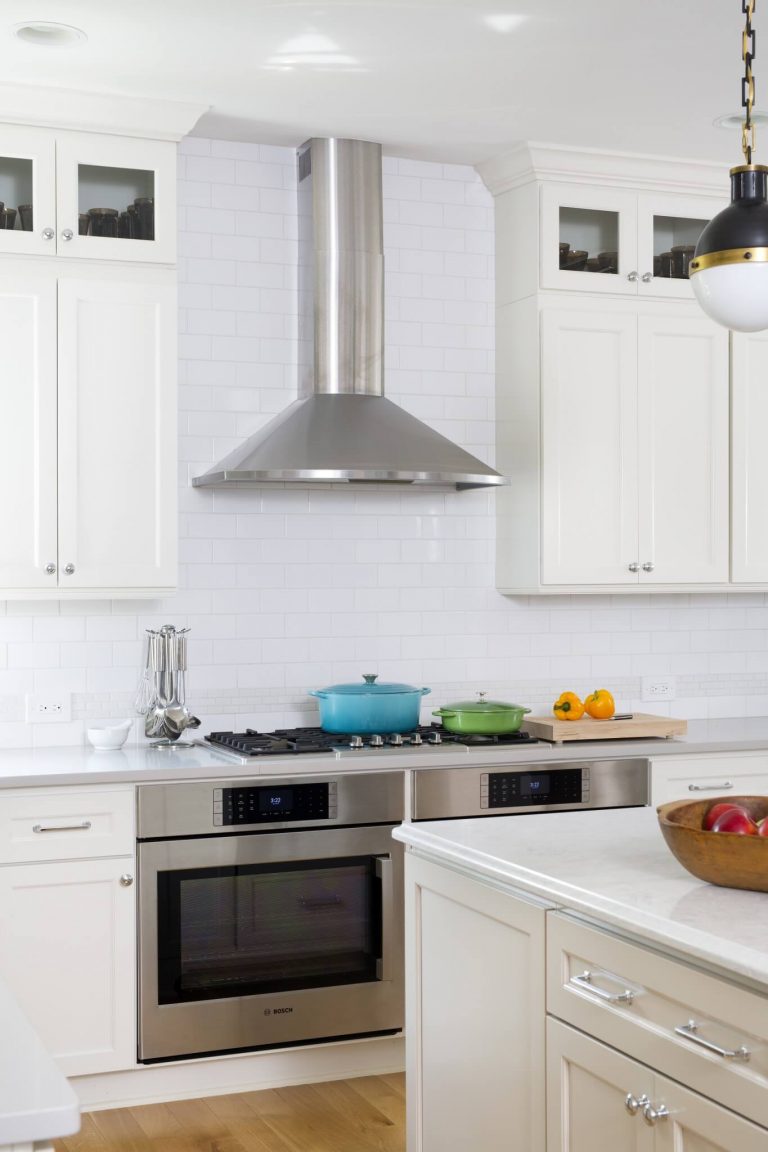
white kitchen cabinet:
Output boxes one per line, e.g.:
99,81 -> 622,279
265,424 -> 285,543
540,183 -> 724,300
0,264 -> 176,596
650,752 -> 768,806
404,853 -> 548,1152
547,1019 -> 768,1152
499,295 -> 729,590
732,329 -> 768,582
0,786 -> 137,1078
0,124 -> 175,263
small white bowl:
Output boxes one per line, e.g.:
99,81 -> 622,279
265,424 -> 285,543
86,720 -> 132,751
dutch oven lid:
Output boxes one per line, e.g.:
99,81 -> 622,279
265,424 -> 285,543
440,691 -> 530,713
319,673 -> 422,695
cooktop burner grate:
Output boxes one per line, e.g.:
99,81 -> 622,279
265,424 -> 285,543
205,725 -> 539,756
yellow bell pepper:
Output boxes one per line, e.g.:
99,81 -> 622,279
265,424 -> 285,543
553,692 -> 585,721
584,689 -> 615,720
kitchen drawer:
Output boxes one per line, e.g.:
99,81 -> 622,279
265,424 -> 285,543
0,786 -> 134,863
650,752 -> 768,806
546,911 -> 768,1129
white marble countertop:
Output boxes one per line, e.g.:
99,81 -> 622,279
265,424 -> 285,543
1,716 -> 768,788
394,807 -> 768,989
0,975 -> 79,1145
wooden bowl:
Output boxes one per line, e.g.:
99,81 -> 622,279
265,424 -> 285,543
657,796 -> 768,893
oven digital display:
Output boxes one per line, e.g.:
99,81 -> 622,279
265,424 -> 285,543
259,787 -> 294,816
487,767 -> 583,808
520,773 -> 549,798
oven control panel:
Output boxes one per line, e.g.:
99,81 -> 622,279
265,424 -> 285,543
482,767 -> 585,809
214,781 -> 337,826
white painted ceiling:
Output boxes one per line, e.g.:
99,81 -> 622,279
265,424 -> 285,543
0,0 -> 756,165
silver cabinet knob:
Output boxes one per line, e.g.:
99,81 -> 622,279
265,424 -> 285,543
64,563 -> 75,575
627,270 -> 639,282
641,272 -> 653,283
42,227 -> 55,240
61,228 -> 74,241
45,562 -> 56,575
625,1093 -> 650,1116
642,1102 -> 669,1126
642,561 -> 655,572
628,562 -> 640,573
119,874 -> 134,887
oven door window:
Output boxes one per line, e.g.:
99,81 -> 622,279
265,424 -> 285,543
157,856 -> 384,1004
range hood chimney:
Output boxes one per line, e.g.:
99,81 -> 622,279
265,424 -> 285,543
192,137 -> 504,489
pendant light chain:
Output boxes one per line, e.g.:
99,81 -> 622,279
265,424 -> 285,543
743,0 -> 757,163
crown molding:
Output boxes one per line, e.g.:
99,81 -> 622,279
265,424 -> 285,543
0,83 -> 208,141
477,141 -> 728,198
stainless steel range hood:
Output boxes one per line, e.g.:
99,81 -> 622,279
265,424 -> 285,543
192,137 -> 503,490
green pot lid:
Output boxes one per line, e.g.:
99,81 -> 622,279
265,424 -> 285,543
440,693 -> 530,714
319,673 -> 423,695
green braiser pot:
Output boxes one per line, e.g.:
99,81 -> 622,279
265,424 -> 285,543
432,692 -> 531,735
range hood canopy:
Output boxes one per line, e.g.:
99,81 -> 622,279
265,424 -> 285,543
192,137 -> 503,490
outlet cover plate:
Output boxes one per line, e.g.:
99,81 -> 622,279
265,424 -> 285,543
25,693 -> 72,723
641,676 -> 676,702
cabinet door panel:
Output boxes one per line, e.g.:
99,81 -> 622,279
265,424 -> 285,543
546,1019 -> 653,1152
732,330 -> 768,582
638,313 -> 729,583
0,274 -> 57,589
0,858 -> 136,1076
57,277 -> 177,591
541,308 -> 638,584
655,1072 -> 768,1152
540,184 -> 638,294
0,125 -> 57,257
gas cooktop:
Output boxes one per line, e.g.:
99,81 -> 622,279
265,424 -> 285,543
205,725 -> 540,757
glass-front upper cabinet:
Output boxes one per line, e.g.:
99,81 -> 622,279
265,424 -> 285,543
541,183 -> 726,299
0,126 -> 175,263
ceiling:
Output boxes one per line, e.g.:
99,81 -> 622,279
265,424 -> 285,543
0,0 -> 755,165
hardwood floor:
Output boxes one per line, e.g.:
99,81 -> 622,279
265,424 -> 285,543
53,1074 -> 406,1152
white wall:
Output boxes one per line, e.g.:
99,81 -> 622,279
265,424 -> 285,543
0,136 -> 766,748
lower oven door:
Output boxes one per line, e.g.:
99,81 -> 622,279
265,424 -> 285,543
138,824 -> 403,1062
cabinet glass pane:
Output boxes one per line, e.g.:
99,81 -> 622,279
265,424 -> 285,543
558,206 -> 619,274
0,156 -> 34,232
78,164 -> 155,241
653,214 -> 708,280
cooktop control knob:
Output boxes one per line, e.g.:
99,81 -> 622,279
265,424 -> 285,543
428,731 -> 442,744
389,733 -> 404,746
370,734 -> 384,747
348,735 -> 364,749
410,733 -> 422,745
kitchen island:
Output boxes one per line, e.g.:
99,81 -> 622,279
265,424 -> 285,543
394,808 -> 768,1152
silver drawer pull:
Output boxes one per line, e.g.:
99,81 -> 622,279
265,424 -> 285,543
32,821 -> 92,834
674,1020 -> 751,1061
571,970 -> 635,1004
688,781 -> 733,792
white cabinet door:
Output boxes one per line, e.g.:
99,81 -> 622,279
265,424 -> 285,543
541,307 -> 639,584
406,855 -> 548,1152
0,273 -> 58,590
0,125 -> 57,257
546,1018 -> 654,1152
0,857 -> 136,1076
635,192 -> 725,302
732,330 -> 768,582
57,277 -> 177,592
654,1072 -> 768,1152
637,312 -> 729,583
540,183 -> 638,294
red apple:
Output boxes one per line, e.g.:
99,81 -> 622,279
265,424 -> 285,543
702,802 -> 743,831
757,817 -> 768,837
711,808 -> 759,835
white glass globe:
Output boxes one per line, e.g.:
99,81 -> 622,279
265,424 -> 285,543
691,261 -> 768,332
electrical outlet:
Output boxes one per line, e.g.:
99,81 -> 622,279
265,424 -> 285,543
25,693 -> 72,723
641,676 -> 676,702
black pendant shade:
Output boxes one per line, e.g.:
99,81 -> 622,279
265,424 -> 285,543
692,166 -> 768,270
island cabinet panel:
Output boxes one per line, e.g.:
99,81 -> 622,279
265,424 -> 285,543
650,752 -> 768,806
547,1019 -> 768,1152
404,854 -> 549,1152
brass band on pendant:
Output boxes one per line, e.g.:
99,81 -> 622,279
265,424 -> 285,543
689,246 -> 768,274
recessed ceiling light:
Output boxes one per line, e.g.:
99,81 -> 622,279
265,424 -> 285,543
713,110 -> 768,129
13,21 -> 87,47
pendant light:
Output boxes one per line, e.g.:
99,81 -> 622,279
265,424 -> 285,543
691,0 -> 768,332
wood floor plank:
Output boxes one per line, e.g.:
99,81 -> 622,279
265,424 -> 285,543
52,1074 -> 405,1152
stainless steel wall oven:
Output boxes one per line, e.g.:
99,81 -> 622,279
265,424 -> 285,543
137,771 -> 404,1063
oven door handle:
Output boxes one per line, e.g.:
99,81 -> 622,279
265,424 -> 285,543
376,854 -> 393,983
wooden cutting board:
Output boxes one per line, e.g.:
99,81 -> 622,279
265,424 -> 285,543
522,712 -> 687,744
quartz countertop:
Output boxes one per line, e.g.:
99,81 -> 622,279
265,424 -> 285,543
2,716 -> 768,788
0,975 -> 79,1145
394,807 -> 768,989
